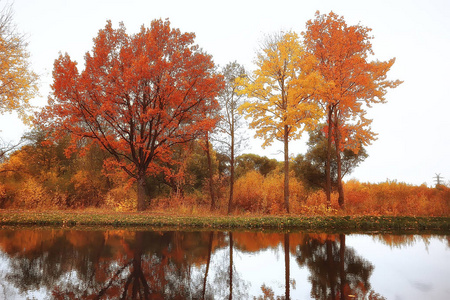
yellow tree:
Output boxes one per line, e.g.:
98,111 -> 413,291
238,31 -> 322,213
0,3 -> 38,122
303,11 -> 402,208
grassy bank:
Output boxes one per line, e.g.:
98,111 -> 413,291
0,209 -> 449,232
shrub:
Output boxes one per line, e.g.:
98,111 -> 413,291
15,178 -> 60,209
233,170 -> 310,214
343,180 -> 450,216
105,185 -> 137,212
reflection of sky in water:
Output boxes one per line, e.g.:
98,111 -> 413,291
188,234 -> 450,299
229,244 -> 310,299
346,235 -> 450,300
0,252 -> 47,299
0,232 -> 448,299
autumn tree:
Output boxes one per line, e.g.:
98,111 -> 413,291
0,3 -> 38,161
0,3 -> 38,122
39,20 -> 223,211
303,11 -> 402,208
238,31 -> 322,213
216,61 -> 247,214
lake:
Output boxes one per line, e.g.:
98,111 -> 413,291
0,228 -> 448,299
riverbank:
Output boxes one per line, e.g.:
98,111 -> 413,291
0,209 -> 449,232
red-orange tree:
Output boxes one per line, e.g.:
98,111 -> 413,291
39,20 -> 223,211
303,11 -> 402,208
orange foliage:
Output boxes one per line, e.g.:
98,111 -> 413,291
39,19 -> 224,211
344,180 -> 450,216
233,232 -> 283,252
232,171 -> 448,216
233,170 -> 307,214
303,11 -> 402,208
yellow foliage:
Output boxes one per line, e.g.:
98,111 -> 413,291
105,186 -> 137,212
0,183 -> 7,204
233,170 -> 308,214
237,31 -> 323,148
70,170 -> 105,207
15,178 -> 60,209
0,4 -> 39,122
343,180 -> 450,216
233,170 -> 264,212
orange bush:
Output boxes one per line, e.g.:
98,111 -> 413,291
233,170 -> 265,212
105,185 -> 137,212
15,178 -> 60,209
233,170 -> 308,214
233,174 -> 449,216
343,180 -> 450,216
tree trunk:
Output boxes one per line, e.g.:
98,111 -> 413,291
325,106 -> 333,209
334,111 -> 345,208
137,174 -> 148,211
284,124 -> 290,214
336,149 -> 345,208
228,131 -> 235,215
205,132 -> 216,211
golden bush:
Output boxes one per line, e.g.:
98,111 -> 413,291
105,185 -> 137,212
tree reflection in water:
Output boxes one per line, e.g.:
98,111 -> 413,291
2,228 -> 437,299
295,233 -> 385,300
0,230 -> 231,299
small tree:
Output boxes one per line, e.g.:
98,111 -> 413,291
238,31 -> 322,213
216,61 -> 247,214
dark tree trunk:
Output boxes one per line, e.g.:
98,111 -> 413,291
334,111 -> 345,208
228,134 -> 235,215
284,233 -> 290,300
120,231 -> 150,299
339,234 -> 346,300
137,173 -> 148,211
336,149 -> 345,208
325,105 -> 333,209
205,132 -> 216,211
284,124 -> 290,214
202,232 -> 214,300
327,237 -> 336,300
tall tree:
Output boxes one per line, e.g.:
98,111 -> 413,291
303,11 -> 402,208
0,3 -> 38,122
39,20 -> 223,211
216,61 -> 247,214
238,31 -> 322,213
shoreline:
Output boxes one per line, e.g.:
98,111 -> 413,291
0,210 -> 449,233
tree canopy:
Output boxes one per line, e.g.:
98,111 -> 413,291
0,3 -> 38,122
303,11 -> 402,207
237,31 -> 322,213
38,19 -> 224,210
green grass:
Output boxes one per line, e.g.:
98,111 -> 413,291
0,210 -> 449,233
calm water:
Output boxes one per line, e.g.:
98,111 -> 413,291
0,229 -> 448,299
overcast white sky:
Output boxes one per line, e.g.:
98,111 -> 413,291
1,0 -> 449,186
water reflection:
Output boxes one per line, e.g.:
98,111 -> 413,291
0,229 -> 447,299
